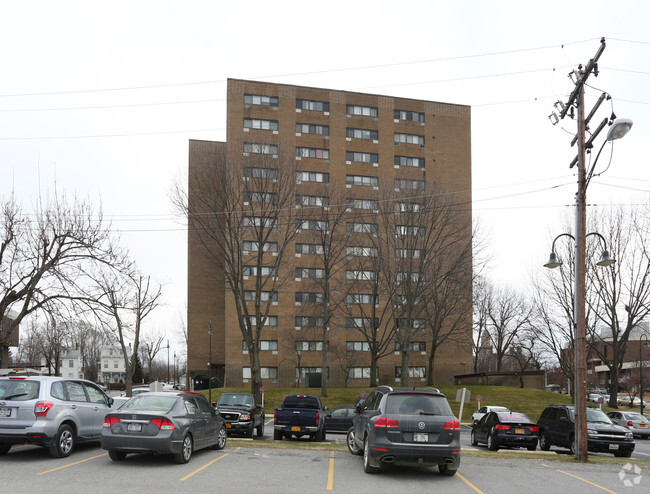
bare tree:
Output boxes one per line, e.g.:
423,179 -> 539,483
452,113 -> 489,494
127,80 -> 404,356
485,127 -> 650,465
473,276 -> 491,372
140,331 -> 166,379
173,141 -> 300,403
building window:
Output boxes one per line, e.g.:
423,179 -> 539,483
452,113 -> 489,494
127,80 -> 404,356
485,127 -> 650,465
243,216 -> 277,229
295,292 -> 325,303
346,222 -> 378,235
244,118 -> 279,131
346,198 -> 378,211
103,361 -> 108,369
394,202 -> 422,213
346,128 -> 378,140
243,367 -> 278,379
296,123 -> 329,136
396,318 -> 426,330
296,147 -> 329,160
295,316 -> 325,328
244,167 -> 278,179
394,294 -> 424,306
395,248 -> 423,259
243,340 -> 278,351
242,265 -> 276,277
346,270 -> 377,281
346,293 -> 375,305
394,155 -> 425,169
296,171 -> 329,183
346,317 -> 377,329
244,192 -> 278,205
244,94 -> 278,107
395,366 -> 426,378
296,219 -> 329,231
69,360 -> 74,368
346,246 -> 378,257
244,316 -> 278,328
346,151 -> 378,164
296,99 -> 329,112
396,272 -> 424,282
243,241 -> 278,252
394,133 -> 425,146
396,225 -> 425,236
296,195 -> 329,207
296,341 -> 325,352
114,361 -> 118,369
244,290 -> 278,302
347,105 -> 378,117
295,367 -> 329,379
346,341 -> 371,352
296,267 -> 326,280
295,243 -> 325,255
349,367 -> 374,379
394,110 -> 424,123
243,142 -> 278,155
346,175 -> 378,187
394,178 -> 425,191
396,341 -> 426,352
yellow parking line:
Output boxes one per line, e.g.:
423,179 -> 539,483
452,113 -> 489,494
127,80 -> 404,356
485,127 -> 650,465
37,453 -> 108,475
179,453 -> 229,482
457,472 -> 485,494
327,452 -> 334,490
556,470 -> 617,494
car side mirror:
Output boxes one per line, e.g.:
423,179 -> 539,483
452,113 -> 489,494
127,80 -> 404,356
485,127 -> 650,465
323,405 -> 329,411
107,397 -> 114,407
212,402 -> 217,408
559,417 -> 569,422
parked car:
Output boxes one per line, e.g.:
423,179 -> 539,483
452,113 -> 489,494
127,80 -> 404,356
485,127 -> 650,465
347,386 -> 461,476
607,410 -> 650,439
274,394 -> 328,441
587,393 -> 603,403
537,404 -> 634,457
617,396 -> 648,407
215,392 -> 265,438
325,406 -> 356,433
470,411 -> 538,451
101,391 -> 226,463
0,375 -> 120,458
470,405 -> 510,425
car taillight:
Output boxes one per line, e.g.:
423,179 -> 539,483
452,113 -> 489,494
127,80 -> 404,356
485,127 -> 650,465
627,421 -> 633,427
529,426 -> 539,432
315,412 -> 320,424
374,417 -> 400,428
103,416 -> 120,428
495,424 -> 510,430
274,410 -> 277,423
34,401 -> 53,417
443,420 -> 461,431
150,418 -> 175,430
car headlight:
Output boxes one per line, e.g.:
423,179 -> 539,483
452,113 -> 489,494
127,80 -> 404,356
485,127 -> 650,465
240,414 -> 251,421
587,429 -> 597,437
625,432 -> 633,438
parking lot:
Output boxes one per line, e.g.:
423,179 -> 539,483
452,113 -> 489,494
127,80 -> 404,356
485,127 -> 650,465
2,420 -> 647,494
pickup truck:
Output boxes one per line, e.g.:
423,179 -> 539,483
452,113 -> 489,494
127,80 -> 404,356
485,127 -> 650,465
273,394 -> 328,441
215,392 -> 265,438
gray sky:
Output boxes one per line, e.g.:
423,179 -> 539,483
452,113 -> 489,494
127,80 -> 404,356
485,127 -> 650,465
2,1 -> 649,351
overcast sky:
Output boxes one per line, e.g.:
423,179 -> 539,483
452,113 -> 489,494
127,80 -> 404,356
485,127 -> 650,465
2,1 -> 649,353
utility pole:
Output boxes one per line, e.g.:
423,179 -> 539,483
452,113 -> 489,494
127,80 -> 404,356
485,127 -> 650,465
556,37 -> 607,462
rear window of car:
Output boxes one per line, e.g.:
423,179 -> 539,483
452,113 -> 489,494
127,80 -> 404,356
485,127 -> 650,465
123,395 -> 178,412
0,379 -> 40,401
282,396 -> 320,409
497,412 -> 533,423
385,393 -> 452,416
625,413 -> 645,421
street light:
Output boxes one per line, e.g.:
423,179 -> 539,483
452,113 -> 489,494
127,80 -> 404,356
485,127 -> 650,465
544,232 -> 616,270
641,333 -> 648,416
208,321 -> 213,404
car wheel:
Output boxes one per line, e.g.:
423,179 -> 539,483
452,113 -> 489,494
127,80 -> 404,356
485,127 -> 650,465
49,424 -> 75,458
256,420 -> 264,437
213,426 -> 227,450
347,428 -> 363,456
568,434 -> 576,456
174,434 -> 193,464
273,429 -> 283,441
438,463 -> 458,476
487,432 -> 498,451
363,437 -> 381,474
317,428 -> 326,442
246,424 -> 254,438
539,431 -> 551,451
470,430 -> 478,446
108,450 -> 127,461
0,443 -> 11,456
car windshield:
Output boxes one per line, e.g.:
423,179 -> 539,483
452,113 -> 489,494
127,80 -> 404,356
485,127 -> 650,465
386,393 -> 452,416
497,412 -> 532,423
0,380 -> 40,401
491,407 -> 510,412
218,394 -> 254,407
123,395 -> 177,412
586,409 -> 612,423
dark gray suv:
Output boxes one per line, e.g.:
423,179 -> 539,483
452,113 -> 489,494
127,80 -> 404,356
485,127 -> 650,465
0,376 -> 121,458
347,386 -> 461,475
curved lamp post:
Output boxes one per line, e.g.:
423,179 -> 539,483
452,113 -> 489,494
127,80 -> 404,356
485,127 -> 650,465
544,232 -> 616,270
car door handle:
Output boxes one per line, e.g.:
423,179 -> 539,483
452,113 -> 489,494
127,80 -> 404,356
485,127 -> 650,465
70,405 -> 77,410
93,406 -> 99,411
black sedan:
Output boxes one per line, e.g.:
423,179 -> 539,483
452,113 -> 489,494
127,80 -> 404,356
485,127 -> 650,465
471,411 -> 538,451
101,392 -> 227,463
325,406 -> 356,433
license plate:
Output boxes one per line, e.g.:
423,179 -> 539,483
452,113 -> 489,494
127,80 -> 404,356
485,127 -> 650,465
127,423 -> 142,433
413,433 -> 428,442
640,424 -> 646,428
0,407 -> 11,418
515,429 -> 525,434
291,426 -> 301,431
226,424 -> 232,428
609,444 -> 619,450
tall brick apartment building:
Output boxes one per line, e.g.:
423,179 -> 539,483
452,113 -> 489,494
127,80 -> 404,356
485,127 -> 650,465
187,79 -> 472,388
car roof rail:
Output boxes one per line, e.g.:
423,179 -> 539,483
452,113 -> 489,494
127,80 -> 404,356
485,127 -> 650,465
376,385 -> 393,392
423,387 -> 441,393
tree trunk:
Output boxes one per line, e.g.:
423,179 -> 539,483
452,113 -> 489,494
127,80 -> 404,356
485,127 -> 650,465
370,352 -> 378,387
400,351 -> 410,387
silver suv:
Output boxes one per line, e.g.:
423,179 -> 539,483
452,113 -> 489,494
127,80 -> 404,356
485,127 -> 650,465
0,376 -> 120,458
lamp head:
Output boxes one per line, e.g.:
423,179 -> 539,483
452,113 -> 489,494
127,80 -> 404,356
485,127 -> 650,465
606,118 -> 633,141
544,252 -> 562,269
596,250 -> 616,267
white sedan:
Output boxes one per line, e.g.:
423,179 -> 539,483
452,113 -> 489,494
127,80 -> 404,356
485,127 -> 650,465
471,406 -> 511,425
